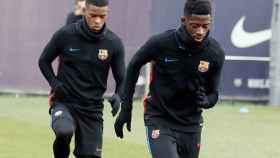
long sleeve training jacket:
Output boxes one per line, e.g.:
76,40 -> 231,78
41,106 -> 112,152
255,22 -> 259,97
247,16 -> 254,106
122,25 -> 225,132
39,18 -> 125,108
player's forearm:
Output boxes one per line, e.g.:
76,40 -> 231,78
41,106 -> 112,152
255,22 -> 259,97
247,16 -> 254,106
38,56 -> 57,88
121,37 -> 156,103
39,31 -> 61,88
111,40 -> 126,94
114,79 -> 123,94
204,66 -> 222,108
121,59 -> 143,104
113,68 -> 125,94
112,60 -> 125,94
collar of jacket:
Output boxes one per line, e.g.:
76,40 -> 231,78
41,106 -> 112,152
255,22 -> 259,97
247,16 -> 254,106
76,17 -> 107,41
175,25 -> 210,54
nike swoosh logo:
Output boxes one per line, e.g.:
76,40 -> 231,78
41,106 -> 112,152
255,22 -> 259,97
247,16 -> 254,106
231,16 -> 272,48
69,48 -> 80,52
164,57 -> 178,63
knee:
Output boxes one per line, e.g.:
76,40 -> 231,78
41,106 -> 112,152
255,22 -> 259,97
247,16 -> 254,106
52,120 -> 74,138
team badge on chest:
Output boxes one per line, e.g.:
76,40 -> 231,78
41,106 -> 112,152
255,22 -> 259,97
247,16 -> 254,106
98,49 -> 109,61
198,60 -> 210,73
151,129 -> 160,139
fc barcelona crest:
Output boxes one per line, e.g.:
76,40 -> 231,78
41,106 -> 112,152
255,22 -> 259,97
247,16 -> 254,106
151,129 -> 160,139
98,49 -> 109,61
198,60 -> 210,73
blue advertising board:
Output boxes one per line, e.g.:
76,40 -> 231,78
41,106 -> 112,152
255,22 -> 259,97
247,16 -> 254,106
213,0 -> 271,100
150,0 -> 272,100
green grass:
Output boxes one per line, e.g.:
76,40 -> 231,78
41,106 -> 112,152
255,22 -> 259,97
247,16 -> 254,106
0,95 -> 280,158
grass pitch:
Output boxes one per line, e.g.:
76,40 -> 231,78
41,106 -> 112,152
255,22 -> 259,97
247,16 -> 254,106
0,95 -> 280,158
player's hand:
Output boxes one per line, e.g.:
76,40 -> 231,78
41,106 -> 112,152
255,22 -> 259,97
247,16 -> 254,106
195,86 -> 210,108
108,94 -> 121,117
51,80 -> 68,99
114,102 -> 132,138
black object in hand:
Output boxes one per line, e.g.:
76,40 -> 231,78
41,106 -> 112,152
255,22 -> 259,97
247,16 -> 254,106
108,94 -> 121,116
114,102 -> 132,138
196,87 -> 210,108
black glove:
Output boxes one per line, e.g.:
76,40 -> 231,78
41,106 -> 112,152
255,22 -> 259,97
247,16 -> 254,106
114,102 -> 132,138
108,94 -> 121,117
177,143 -> 188,155
51,80 -> 68,99
195,86 -> 210,108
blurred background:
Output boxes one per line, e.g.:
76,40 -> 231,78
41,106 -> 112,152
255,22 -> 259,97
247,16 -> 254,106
1,1 -> 280,158
0,0 -> 275,102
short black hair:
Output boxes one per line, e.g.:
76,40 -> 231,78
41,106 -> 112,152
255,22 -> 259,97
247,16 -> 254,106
86,0 -> 109,7
184,0 -> 212,16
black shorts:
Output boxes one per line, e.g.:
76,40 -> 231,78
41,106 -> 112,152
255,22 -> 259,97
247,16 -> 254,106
145,125 -> 201,158
51,102 -> 103,157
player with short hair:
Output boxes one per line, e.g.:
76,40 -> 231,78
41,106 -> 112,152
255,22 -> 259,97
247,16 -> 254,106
38,0 -> 125,158
114,0 -> 225,158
